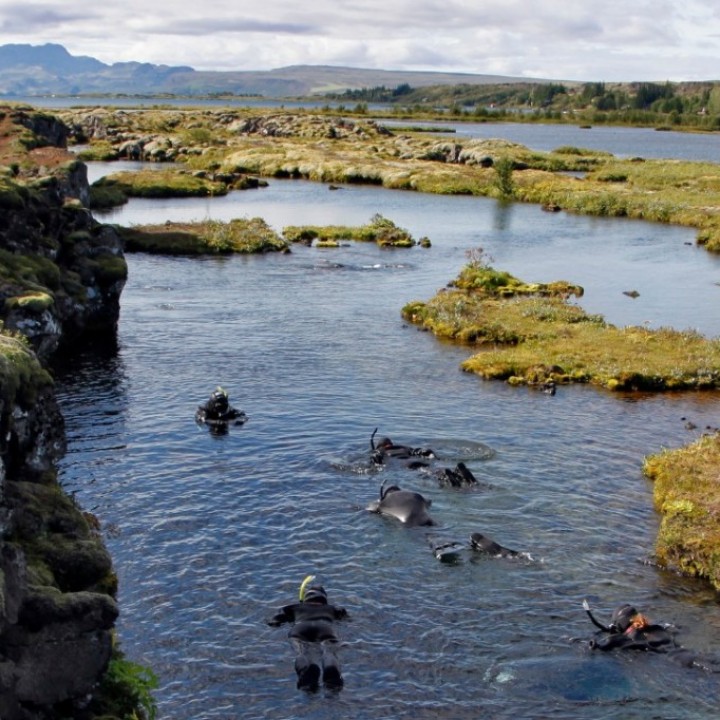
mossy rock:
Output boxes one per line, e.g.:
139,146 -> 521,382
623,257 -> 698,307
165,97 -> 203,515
0,249 -> 62,291
0,334 -> 53,407
19,586 -> 118,631
92,169 -> 228,202
89,183 -> 128,210
118,218 -> 289,255
405,261 -> 720,392
4,291 -> 54,313
644,433 -> 720,590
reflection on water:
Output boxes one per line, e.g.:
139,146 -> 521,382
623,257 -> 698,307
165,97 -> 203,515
60,122 -> 720,717
93,177 -> 720,338
55,229 -> 720,718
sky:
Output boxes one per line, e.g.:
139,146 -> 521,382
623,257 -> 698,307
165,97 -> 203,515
1,0 -> 719,82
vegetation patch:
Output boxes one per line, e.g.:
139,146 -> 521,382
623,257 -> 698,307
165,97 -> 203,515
4,291 -> 54,313
118,217 -> 289,255
90,646 -> 159,720
61,108 -> 720,253
89,169 -> 228,209
643,433 -> 720,590
0,333 -> 53,407
282,214 -> 416,247
75,141 -> 119,162
402,250 -> 720,391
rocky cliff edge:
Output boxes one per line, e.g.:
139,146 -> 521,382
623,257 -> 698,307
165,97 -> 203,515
0,106 -> 126,719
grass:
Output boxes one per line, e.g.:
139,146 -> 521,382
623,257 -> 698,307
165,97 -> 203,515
118,218 -> 289,255
59,107 -> 720,252
402,258 -> 720,391
282,214 -> 417,247
643,433 -> 720,590
90,169 -> 228,209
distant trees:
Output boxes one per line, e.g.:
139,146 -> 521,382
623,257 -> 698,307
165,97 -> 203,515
321,78 -> 720,132
632,82 -> 674,109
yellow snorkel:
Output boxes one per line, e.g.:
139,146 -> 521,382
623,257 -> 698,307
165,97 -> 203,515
299,574 -> 316,601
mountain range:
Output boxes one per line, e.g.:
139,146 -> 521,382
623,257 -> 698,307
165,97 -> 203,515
0,43 -> 544,98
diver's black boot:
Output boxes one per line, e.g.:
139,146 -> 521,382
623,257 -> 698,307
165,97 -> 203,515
322,665 -> 344,690
296,663 -> 321,691
295,656 -> 321,690
455,462 -> 477,485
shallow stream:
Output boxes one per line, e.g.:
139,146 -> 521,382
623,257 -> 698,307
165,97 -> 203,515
54,138 -> 720,719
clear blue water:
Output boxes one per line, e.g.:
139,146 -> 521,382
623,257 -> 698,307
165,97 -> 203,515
54,133 -> 720,719
381,118 -> 720,163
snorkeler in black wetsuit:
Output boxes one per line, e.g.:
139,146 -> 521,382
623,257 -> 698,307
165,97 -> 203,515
268,577 -> 348,691
582,599 -> 720,671
369,428 -> 479,487
195,386 -> 247,428
370,428 -> 436,465
585,602 -> 675,652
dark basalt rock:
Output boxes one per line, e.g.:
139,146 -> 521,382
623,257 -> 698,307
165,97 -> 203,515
0,107 -> 124,719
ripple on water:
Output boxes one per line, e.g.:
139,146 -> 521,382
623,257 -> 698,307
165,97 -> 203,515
54,230 -> 720,719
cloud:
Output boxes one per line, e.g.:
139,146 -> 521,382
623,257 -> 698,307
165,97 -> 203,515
0,3 -> 97,33
0,0 -> 718,81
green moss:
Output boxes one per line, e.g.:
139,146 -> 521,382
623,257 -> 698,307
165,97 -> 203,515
93,254 -> 129,284
0,177 -> 26,210
4,291 -> 54,313
283,214 -> 416,247
644,433 -> 720,590
75,141 -> 119,162
91,169 -> 228,209
89,183 -> 129,210
0,334 -> 53,407
0,248 -> 62,291
402,259 -> 720,391
118,217 -> 289,255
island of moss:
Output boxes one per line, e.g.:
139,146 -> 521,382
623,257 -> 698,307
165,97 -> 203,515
402,250 -> 720,392
58,107 -> 720,253
283,214 -> 420,247
643,432 -> 720,590
118,217 -> 289,255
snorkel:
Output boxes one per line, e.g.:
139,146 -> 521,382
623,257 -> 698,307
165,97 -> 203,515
370,427 -> 378,450
299,574 -> 316,602
583,599 -> 612,632
379,478 -> 400,501
583,599 -> 647,634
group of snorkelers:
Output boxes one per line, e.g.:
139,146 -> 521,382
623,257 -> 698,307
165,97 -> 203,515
196,388 -> 716,691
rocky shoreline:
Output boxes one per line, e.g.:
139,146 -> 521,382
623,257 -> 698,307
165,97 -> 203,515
0,107 -> 126,719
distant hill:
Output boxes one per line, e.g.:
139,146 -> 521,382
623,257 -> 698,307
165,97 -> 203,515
0,43 -> 548,98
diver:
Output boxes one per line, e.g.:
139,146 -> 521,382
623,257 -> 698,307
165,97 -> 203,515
429,531 -> 530,562
583,600 -> 676,652
195,386 -> 247,428
370,427 -> 436,465
366,479 -> 436,527
268,576 -> 348,691
370,429 -> 478,487
581,599 -> 720,670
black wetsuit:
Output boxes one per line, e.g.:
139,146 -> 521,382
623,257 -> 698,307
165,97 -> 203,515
269,598 -> 348,689
196,392 -> 246,426
590,624 -> 674,652
371,441 -> 435,466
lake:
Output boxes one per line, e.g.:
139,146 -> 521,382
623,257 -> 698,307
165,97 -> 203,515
53,130 -> 720,719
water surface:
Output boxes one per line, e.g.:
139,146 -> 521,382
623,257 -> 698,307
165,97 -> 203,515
55,179 -> 720,718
